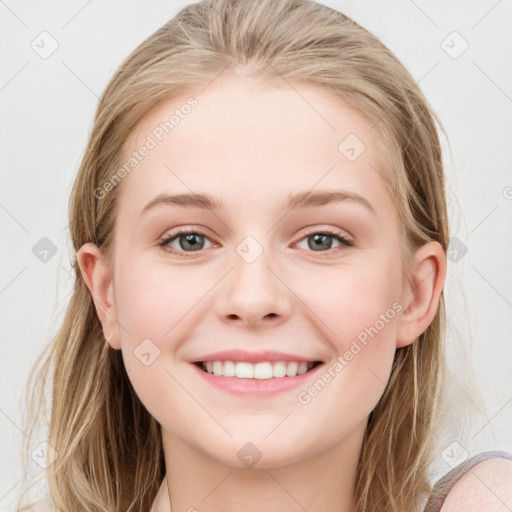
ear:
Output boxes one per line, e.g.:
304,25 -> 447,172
75,242 -> 121,350
396,241 -> 447,348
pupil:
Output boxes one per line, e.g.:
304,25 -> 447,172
182,234 -> 203,251
310,234 -> 332,251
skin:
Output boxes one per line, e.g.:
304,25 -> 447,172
442,458 -> 512,511
77,75 -> 446,512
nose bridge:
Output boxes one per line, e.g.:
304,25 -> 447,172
214,232 -> 291,325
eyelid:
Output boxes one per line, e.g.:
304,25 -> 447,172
159,225 -> 217,243
297,225 -> 353,244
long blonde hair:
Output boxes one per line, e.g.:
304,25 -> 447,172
15,0 -> 450,510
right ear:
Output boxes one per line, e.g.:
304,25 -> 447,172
75,242 -> 121,350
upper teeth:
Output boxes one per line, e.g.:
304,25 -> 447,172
202,361 -> 315,379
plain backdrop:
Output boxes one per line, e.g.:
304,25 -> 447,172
1,0 -> 511,509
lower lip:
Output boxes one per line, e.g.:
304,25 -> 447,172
189,362 -> 324,397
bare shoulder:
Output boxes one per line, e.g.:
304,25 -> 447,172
441,457 -> 512,511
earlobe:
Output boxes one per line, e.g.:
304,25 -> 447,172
396,241 -> 447,348
75,242 -> 121,350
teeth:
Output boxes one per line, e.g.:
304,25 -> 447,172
201,361 -> 316,379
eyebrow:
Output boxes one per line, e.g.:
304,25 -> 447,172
140,189 -> 376,216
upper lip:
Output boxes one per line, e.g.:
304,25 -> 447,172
188,349 -> 323,364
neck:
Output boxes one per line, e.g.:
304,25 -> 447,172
156,421 -> 365,512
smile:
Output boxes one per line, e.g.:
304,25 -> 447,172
190,360 -> 325,397
195,360 -> 322,379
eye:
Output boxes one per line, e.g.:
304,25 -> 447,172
158,228 -> 215,257
158,227 -> 354,258
294,229 -> 354,255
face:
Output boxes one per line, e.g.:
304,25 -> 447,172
82,75 -> 442,469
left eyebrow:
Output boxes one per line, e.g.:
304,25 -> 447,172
285,190 -> 376,215
140,189 -> 376,216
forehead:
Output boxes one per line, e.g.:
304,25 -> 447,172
116,76 -> 397,221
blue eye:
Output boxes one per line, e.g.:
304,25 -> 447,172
158,228 -> 353,258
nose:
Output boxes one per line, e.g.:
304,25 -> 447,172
213,248 -> 292,329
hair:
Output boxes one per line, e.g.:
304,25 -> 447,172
15,0 -> 452,510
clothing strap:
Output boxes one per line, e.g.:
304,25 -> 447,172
423,450 -> 512,512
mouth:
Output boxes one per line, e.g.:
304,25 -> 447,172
193,360 -> 324,379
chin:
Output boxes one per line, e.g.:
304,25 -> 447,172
203,433 -> 318,470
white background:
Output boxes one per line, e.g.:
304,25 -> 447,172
1,0 -> 511,509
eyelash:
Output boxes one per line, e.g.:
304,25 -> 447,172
157,227 -> 354,258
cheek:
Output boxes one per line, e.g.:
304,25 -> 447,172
300,256 -> 403,346
112,254 -> 225,357
115,258 -> 205,340
293,256 -> 403,404
112,262 -> 206,424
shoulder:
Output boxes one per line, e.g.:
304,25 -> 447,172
441,454 -> 512,511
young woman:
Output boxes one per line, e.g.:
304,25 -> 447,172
15,0 -> 512,511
